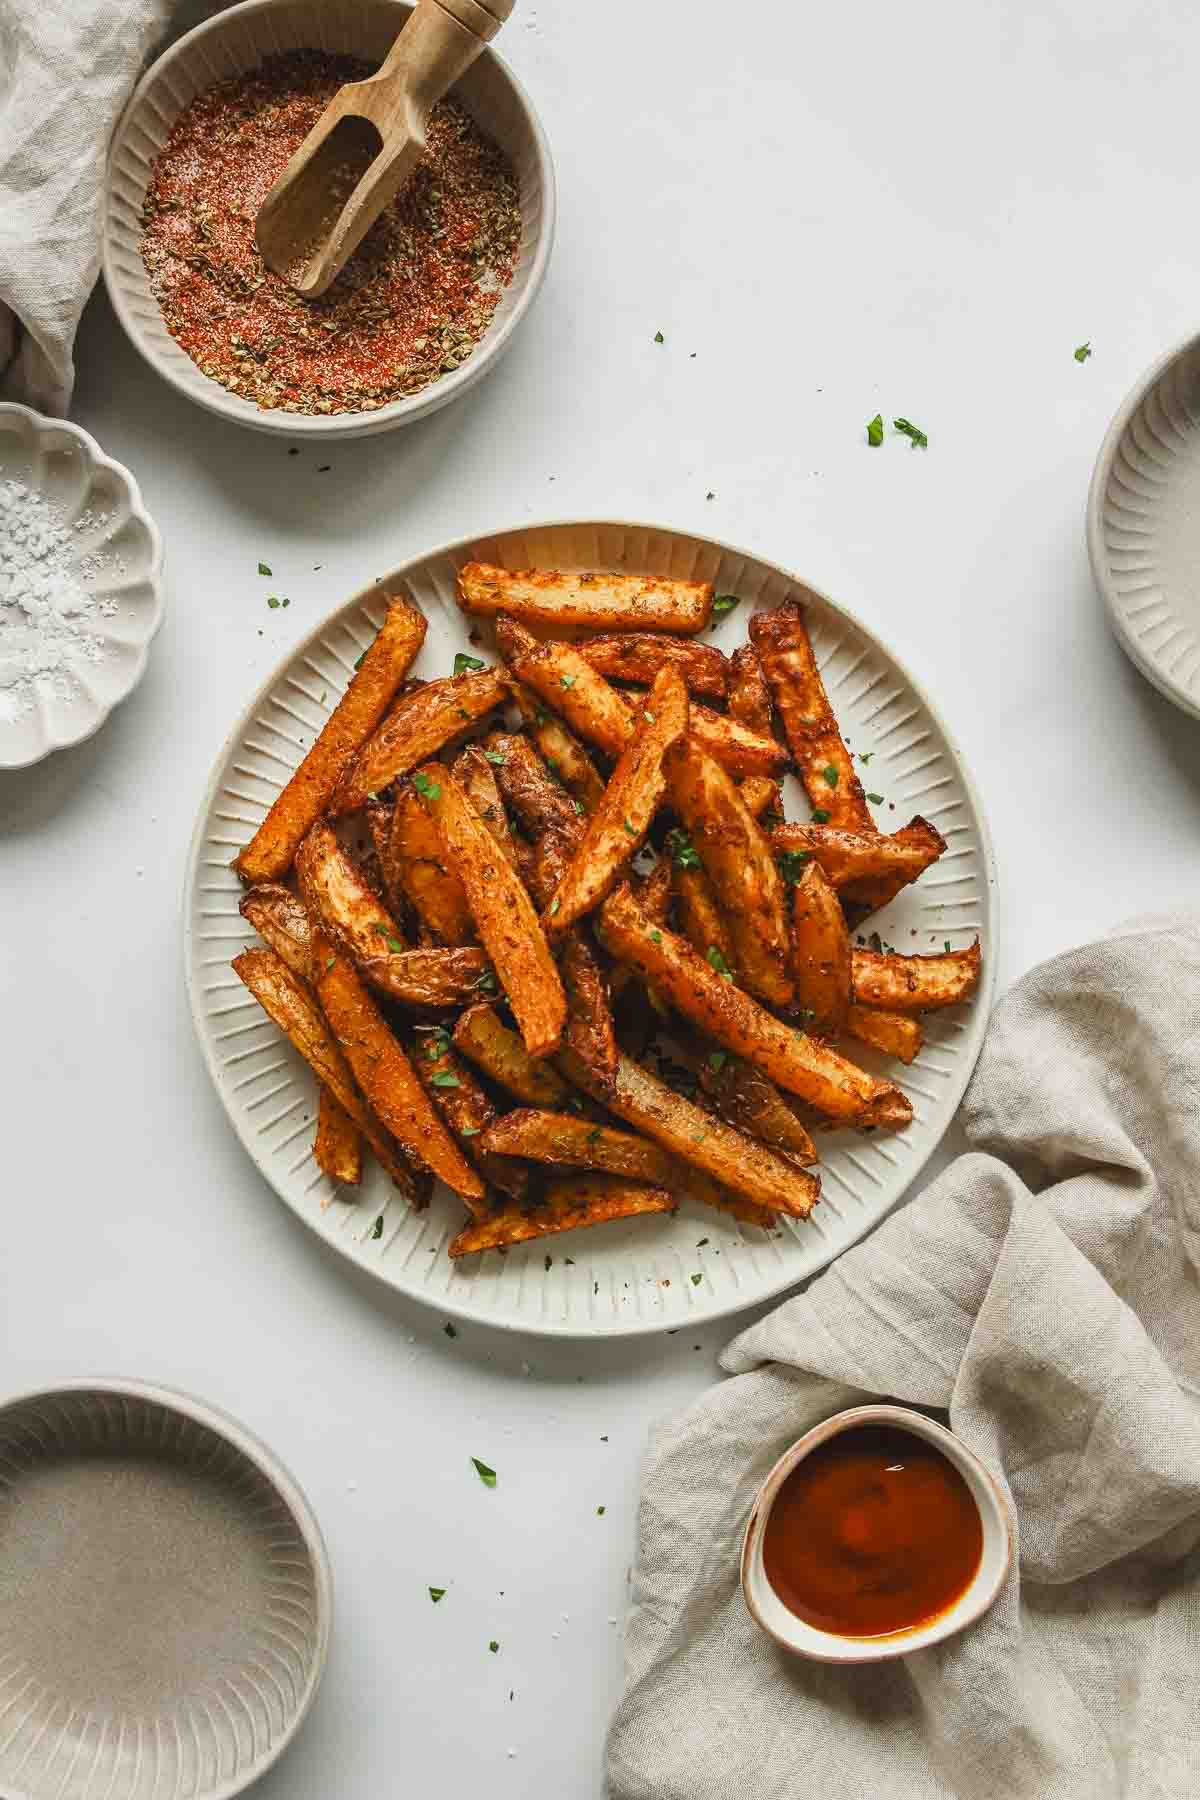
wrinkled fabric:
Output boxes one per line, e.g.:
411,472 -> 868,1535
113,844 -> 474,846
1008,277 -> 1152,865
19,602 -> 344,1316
0,0 -> 227,412
607,917 -> 1200,1800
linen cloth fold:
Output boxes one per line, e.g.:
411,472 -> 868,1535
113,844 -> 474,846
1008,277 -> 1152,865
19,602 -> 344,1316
0,0 -> 225,413
606,916 -> 1200,1800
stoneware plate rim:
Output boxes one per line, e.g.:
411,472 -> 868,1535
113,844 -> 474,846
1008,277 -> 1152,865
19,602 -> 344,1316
184,516 -> 998,1339
0,402 -> 165,769
0,1375 -> 332,1800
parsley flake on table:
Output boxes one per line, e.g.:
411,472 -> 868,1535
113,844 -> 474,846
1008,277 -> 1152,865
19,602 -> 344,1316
489,1640 -> 500,1653
690,1272 -> 703,1286
1074,342 -> 1092,363
454,651 -> 487,675
429,1587 -> 446,1602
654,330 -> 665,344
597,1505 -> 606,1516
371,1216 -> 384,1240
412,771 -> 440,800
444,1322 -> 458,1337
867,791 -> 884,805
257,561 -> 272,576
544,1254 -> 553,1271
711,594 -> 741,618
471,1457 -> 497,1488
894,417 -> 929,449
267,596 -> 280,610
866,413 -> 884,447
858,751 -> 873,763
811,807 -> 831,824
821,763 -> 839,788
707,946 -> 732,979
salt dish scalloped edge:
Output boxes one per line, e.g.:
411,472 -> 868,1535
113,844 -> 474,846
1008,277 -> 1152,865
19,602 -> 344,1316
0,403 -> 165,769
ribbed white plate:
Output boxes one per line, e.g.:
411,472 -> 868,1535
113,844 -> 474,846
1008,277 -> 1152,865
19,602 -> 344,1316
1088,331 -> 1200,718
0,1379 -> 330,1800
0,404 -> 164,770
102,0 -> 554,441
185,521 -> 997,1338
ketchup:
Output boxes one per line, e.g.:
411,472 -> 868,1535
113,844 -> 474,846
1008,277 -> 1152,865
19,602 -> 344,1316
762,1423 -> 982,1638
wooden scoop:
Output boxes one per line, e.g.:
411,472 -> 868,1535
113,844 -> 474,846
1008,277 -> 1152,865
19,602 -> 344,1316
256,0 -> 514,298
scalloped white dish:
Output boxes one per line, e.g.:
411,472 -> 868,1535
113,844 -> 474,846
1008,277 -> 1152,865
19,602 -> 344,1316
1088,331 -> 1200,718
0,404 -> 164,769
185,521 -> 997,1338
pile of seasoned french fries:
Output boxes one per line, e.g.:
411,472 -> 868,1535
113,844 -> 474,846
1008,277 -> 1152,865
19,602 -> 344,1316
232,562 -> 981,1258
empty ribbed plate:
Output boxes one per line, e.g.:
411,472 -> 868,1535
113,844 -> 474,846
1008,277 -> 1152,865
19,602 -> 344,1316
0,1381 -> 330,1800
185,519 -> 998,1338
1088,332 -> 1200,718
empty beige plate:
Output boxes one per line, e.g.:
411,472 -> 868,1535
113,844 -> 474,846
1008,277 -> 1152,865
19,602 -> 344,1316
0,1380 -> 331,1800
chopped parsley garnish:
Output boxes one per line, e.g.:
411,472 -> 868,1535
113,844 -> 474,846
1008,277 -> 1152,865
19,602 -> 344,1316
690,1272 -> 703,1286
544,1255 -> 553,1271
778,849 -> 811,885
811,808 -> 831,824
623,819 -> 636,837
267,596 -> 280,610
696,1237 -> 709,1247
550,898 -> 561,915
371,922 -> 405,954
596,1505 -> 606,1516
534,706 -> 550,726
859,751 -> 873,763
944,940 -> 951,953
894,417 -> 928,449
822,763 -> 839,788
707,946 -> 732,979
353,651 -> 366,671
708,1052 -> 726,1072
573,798 -> 585,814
587,1126 -> 603,1145
325,956 -> 336,972
444,1322 -> 457,1337
1074,342 -> 1092,363
483,749 -> 506,766
665,828 -> 701,870
257,561 -> 272,576
866,414 -> 884,447
453,652 -> 487,676
653,330 -> 665,344
412,771 -> 440,800
489,1640 -> 500,1653
471,1457 -> 497,1488
711,594 -> 741,618
867,792 -> 884,805
649,928 -> 663,944
474,970 -> 498,992
371,1215 -> 384,1239
560,674 -> 577,690
429,1587 -> 446,1602
431,1072 -> 460,1089
643,708 -> 656,722
460,1126 -> 480,1137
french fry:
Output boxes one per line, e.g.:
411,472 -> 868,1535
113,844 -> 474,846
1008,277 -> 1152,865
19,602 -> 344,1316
545,666 -> 689,937
510,685 -> 606,813
315,955 -> 486,1202
481,1109 -> 681,1183
575,632 -> 728,700
664,734 -> 794,1009
330,669 -> 509,816
458,562 -> 713,634
239,882 -> 317,984
676,702 -> 789,779
388,785 -> 475,946
452,744 -> 521,869
727,644 -> 774,735
674,1032 -> 818,1167
851,941 -> 982,1015
771,817 -> 946,899
737,776 -> 783,822
410,1027 -> 527,1211
791,861 -> 851,1037
449,1174 -> 676,1258
843,1005 -> 924,1064
232,946 -> 425,1203
702,1189 -> 785,1230
452,1003 -> 574,1107
296,820 -> 491,1006
234,597 -> 427,882
486,730 -> 584,844
672,858 -> 738,979
561,931 -> 619,1093
365,796 -> 409,924
415,764 -> 566,1057
750,601 -> 874,830
839,818 -> 949,918
597,883 -> 909,1127
559,1047 -> 820,1217
314,1088 -> 363,1185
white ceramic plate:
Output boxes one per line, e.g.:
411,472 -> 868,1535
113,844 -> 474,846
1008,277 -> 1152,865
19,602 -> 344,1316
0,404 -> 164,769
102,0 -> 555,441
1087,331 -> 1200,718
185,521 -> 997,1338
0,1378 -> 331,1800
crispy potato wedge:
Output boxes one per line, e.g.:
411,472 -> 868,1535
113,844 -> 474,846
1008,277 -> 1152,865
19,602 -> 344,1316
772,817 -> 946,899
481,1109 -> 680,1182
314,1088 -> 363,1185
232,946 -> 424,1202
610,858 -> 674,1013
416,763 -> 565,1057
839,818 -> 949,917
453,1003 -> 574,1107
315,956 -> 485,1202
702,1189 -> 785,1230
545,666 -> 688,937
672,859 -> 738,977
410,1028 -> 527,1211
665,734 -> 794,1009
365,796 -> 409,924
675,1033 -> 818,1166
459,562 -> 713,634
239,882 -> 317,984
843,1004 -> 924,1064
851,941 -> 982,1014
750,601 -> 874,830
727,644 -> 774,735
486,729 -> 584,844
452,744 -> 521,869
675,701 -> 789,779
496,617 -> 635,756
791,861 -> 851,1037
737,776 -> 783,822
576,632 -> 728,700
331,669 -> 509,816
510,685 -> 606,813
449,1173 -> 676,1258
388,785 -> 475,946
235,597 -> 427,883
559,1047 -> 819,1217
297,820 -> 491,1006
561,931 -> 619,1093
598,883 -> 909,1127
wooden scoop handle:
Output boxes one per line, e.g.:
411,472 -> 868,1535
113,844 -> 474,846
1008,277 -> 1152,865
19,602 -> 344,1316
363,0 -> 510,131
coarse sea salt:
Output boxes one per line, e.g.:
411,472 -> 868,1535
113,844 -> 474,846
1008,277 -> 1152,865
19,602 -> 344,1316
0,475 -> 119,726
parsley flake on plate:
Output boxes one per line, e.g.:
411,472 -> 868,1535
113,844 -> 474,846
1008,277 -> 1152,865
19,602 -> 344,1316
257,561 -> 272,576
653,330 -> 665,344
711,594 -> 741,618
489,1640 -> 500,1653
444,1322 -> 457,1337
371,1215 -> 384,1240
429,1587 -> 446,1602
866,414 -> 884,447
894,417 -> 928,449
690,1272 -> 703,1287
867,791 -> 884,805
353,651 -> 366,671
471,1457 -> 497,1488
596,1505 -> 606,1516
1074,342 -> 1092,363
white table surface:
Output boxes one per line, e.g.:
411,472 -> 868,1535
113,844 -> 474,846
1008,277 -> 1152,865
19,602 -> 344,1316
5,1 -> 1200,1792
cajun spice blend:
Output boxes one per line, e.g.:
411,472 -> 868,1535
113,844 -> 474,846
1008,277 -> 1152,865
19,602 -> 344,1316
140,51 -> 522,415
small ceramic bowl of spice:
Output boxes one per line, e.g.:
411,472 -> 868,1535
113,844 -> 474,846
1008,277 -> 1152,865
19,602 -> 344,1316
741,1404 -> 1013,1663
0,403 -> 164,770
102,0 -> 554,440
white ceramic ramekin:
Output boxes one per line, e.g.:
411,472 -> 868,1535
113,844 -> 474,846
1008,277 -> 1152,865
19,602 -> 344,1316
741,1403 -> 1013,1663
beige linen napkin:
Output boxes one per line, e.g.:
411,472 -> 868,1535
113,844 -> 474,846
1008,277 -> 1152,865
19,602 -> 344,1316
606,916 -> 1200,1800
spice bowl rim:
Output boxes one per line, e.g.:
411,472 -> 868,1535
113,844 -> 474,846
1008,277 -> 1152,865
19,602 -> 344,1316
100,0 -> 556,441
740,1403 -> 1014,1664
